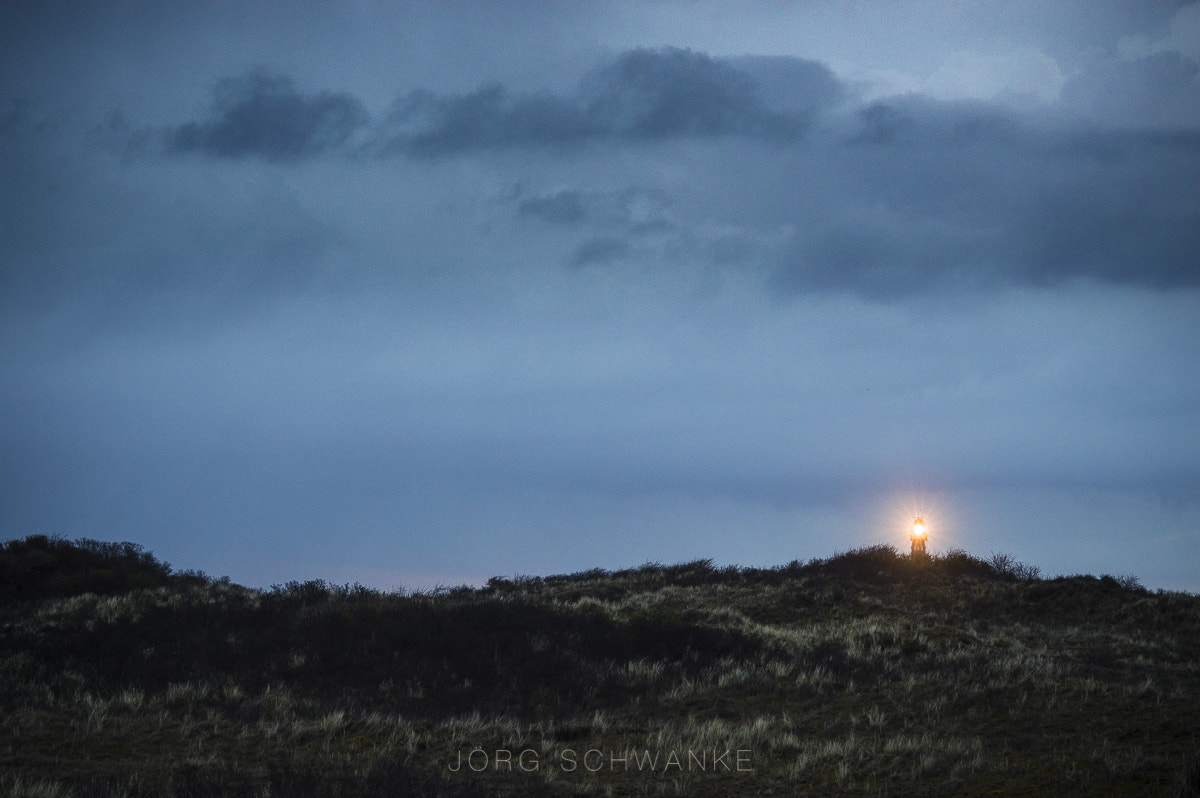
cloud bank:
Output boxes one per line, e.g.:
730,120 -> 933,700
168,71 -> 368,161
166,49 -> 824,161
149,46 -> 1200,298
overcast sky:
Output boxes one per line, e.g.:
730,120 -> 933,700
2,1 -> 1197,591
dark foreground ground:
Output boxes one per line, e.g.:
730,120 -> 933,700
1,535 -> 1198,797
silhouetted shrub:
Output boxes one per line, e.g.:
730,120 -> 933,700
988,551 -> 1042,581
1111,573 -> 1145,592
817,544 -> 905,582
937,548 -> 997,579
0,535 -> 182,602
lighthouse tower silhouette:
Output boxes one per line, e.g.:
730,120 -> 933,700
910,517 -> 928,559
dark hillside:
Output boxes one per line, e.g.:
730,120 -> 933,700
0,535 -> 206,602
1,536 -> 1197,797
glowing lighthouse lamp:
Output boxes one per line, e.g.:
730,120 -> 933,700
910,517 -> 928,559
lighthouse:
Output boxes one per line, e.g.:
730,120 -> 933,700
910,517 -> 928,558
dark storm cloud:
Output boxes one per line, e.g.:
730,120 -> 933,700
771,97 -> 1200,295
381,85 -> 601,156
1011,134 -> 1200,288
18,38 -> 1200,301
578,47 -> 808,141
381,47 -> 812,155
164,48 -> 827,161
168,71 -> 368,161
728,56 -> 845,117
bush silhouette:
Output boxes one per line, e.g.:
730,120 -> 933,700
0,535 -> 192,602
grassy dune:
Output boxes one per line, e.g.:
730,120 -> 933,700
1,535 -> 1198,796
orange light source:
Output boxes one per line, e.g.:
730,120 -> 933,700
910,516 -> 928,558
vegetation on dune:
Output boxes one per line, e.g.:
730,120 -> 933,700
0,536 -> 210,602
1,535 -> 1198,796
